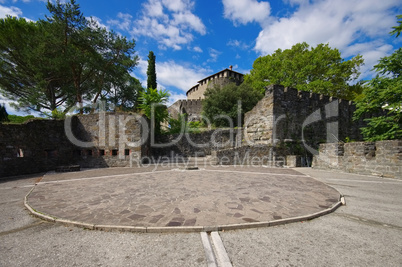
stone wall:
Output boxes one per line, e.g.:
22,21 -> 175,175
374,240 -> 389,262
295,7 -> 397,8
69,112 -> 148,168
167,99 -> 203,120
215,143 -> 312,167
244,85 -> 364,149
152,129 -> 242,158
216,145 -> 281,166
0,112 -> 149,177
313,140 -> 402,178
0,119 -> 76,177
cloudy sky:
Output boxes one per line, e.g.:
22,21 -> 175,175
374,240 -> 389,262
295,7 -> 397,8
0,0 -> 401,115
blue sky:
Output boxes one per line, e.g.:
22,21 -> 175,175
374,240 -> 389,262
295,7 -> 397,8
0,0 -> 401,115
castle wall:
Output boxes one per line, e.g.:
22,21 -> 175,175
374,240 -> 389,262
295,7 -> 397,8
0,120 -> 76,177
168,99 -> 203,120
244,85 -> 364,149
313,140 -> 402,179
187,84 -> 204,100
187,69 -> 244,100
0,112 -> 149,178
152,129 -> 240,158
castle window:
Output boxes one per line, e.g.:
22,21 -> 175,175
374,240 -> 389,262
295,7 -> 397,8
125,149 -> 130,156
99,149 -> 105,156
112,149 -> 118,156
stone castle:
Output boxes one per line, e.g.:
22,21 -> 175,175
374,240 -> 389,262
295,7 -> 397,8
168,66 -> 243,120
1,68 -> 400,178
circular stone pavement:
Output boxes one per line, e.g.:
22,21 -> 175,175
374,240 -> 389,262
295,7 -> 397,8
26,166 -> 342,232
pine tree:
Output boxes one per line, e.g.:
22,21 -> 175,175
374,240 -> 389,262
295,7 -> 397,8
0,0 -> 138,116
147,51 -> 157,90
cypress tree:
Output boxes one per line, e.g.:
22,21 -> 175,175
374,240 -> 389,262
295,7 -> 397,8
147,51 -> 157,90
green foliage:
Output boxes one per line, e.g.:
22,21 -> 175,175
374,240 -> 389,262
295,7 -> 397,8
0,104 -> 8,122
0,0 -> 138,116
43,108 -> 66,119
354,15 -> 402,141
7,115 -> 38,124
390,14 -> 402,37
202,82 -> 263,127
138,88 -> 170,134
167,114 -> 202,134
344,137 -> 356,143
245,42 -> 364,100
147,51 -> 157,90
188,121 -> 202,132
106,74 -> 144,111
353,48 -> 402,141
167,114 -> 187,134
360,116 -> 402,141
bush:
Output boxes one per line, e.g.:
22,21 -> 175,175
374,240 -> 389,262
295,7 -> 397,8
167,114 -> 202,134
7,115 -> 37,124
202,82 -> 263,127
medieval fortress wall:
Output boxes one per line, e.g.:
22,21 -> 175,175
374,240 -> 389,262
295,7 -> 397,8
168,99 -> 203,121
244,84 -> 363,147
0,113 -> 148,177
168,67 -> 244,120
1,80 -> 400,178
186,67 -> 243,100
313,140 -> 401,178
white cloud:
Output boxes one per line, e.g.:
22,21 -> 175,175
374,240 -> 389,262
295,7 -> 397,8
254,0 -> 399,55
162,0 -> 193,12
227,39 -> 250,50
107,12 -> 132,32
207,48 -> 221,63
157,61 -> 209,92
134,57 -> 210,93
222,0 -> 271,25
193,46 -> 203,53
0,5 -> 22,18
144,0 -> 165,17
172,11 -> 206,35
116,0 -> 206,50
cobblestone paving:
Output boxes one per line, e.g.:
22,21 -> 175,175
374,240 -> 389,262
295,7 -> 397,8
27,166 -> 340,228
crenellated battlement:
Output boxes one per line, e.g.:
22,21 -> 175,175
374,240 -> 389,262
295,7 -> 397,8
269,84 -> 353,104
266,84 -> 356,114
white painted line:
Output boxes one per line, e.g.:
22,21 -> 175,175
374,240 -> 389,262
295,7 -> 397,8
210,232 -> 233,267
200,232 -> 218,267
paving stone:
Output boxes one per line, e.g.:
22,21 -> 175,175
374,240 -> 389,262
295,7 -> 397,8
27,165 -> 341,229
